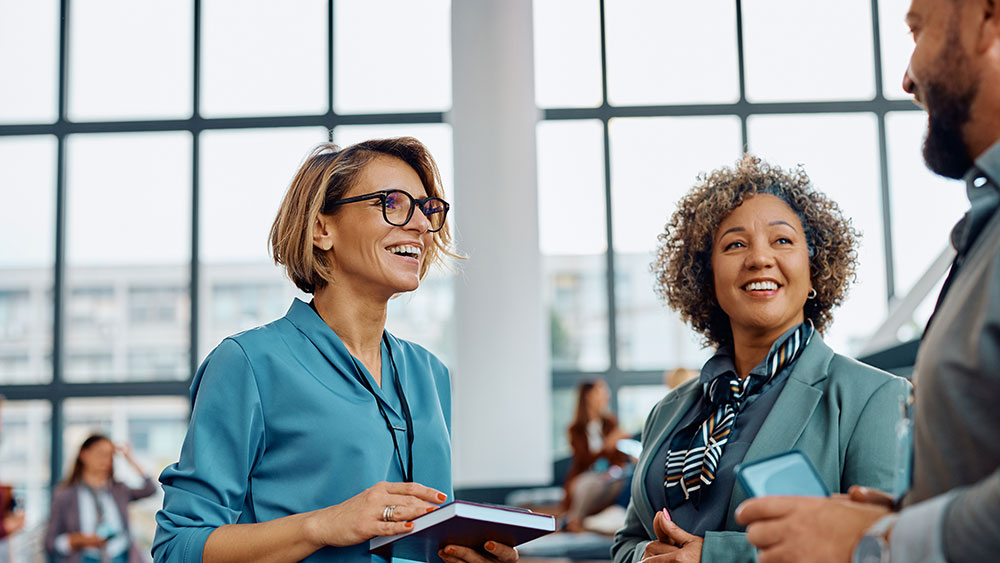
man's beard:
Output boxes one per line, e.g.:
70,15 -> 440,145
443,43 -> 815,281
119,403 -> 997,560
922,78 -> 976,179
921,33 -> 978,179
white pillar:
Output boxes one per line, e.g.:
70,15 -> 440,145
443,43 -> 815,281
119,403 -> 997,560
449,0 -> 551,487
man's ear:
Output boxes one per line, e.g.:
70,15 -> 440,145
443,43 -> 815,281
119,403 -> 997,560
312,213 -> 335,251
975,0 -> 1000,53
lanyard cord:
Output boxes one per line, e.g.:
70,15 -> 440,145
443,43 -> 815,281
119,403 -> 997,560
307,301 -> 415,482
84,484 -> 105,523
347,332 -> 415,483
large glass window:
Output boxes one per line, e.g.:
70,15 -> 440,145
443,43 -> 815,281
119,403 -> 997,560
333,0 -> 451,114
65,132 -> 192,382
605,1 -> 739,105
201,0 -> 327,117
537,120 -> 610,372
0,1 -> 58,124
68,0 -> 193,121
0,136 -> 57,384
535,0 -> 942,445
742,0 -> 876,102
610,116 -> 741,370
0,4 -> 453,558
747,113 -> 887,355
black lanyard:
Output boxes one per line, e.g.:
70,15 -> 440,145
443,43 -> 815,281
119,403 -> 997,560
309,301 -> 415,481
347,332 -> 415,483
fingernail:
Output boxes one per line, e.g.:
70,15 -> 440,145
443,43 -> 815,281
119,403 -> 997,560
661,508 -> 671,522
437,493 -> 447,502
426,507 -> 436,513
445,547 -> 456,555
405,521 -> 413,528
485,541 -> 496,551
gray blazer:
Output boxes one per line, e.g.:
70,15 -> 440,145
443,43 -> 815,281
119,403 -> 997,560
611,336 -> 910,563
45,477 -> 157,563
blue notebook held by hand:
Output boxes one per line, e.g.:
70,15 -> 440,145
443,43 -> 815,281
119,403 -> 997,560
369,500 -> 556,562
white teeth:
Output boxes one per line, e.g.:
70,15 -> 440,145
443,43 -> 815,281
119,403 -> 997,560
388,244 -> 421,258
744,281 -> 779,291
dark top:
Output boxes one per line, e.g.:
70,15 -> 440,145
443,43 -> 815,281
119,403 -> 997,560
643,324 -> 801,536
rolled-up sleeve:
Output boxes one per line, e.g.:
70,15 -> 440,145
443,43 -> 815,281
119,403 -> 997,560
152,339 -> 266,563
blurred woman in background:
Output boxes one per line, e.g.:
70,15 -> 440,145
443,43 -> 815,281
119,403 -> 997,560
562,380 -> 631,533
45,434 -> 155,563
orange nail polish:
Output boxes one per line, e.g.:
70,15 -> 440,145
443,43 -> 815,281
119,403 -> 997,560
437,493 -> 447,502
426,507 -> 436,513
445,547 -> 456,555
404,521 -> 413,528
485,541 -> 496,551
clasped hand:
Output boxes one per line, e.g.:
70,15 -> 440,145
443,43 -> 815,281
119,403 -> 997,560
309,481 -> 517,562
641,510 -> 703,563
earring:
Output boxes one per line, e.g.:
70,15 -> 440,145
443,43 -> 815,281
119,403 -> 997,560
807,288 -> 817,300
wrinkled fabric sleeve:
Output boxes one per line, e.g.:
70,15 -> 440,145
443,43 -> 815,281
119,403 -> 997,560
842,376 -> 912,493
942,467 -> 1000,561
611,402 -> 661,563
152,339 -> 266,563
44,487 -> 72,557
700,531 -> 756,563
889,467 -> 1000,562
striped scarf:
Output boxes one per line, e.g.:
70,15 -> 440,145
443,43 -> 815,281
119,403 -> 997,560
664,322 -> 813,508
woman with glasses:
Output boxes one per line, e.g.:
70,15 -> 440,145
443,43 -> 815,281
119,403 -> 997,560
153,138 -> 517,563
610,155 -> 910,563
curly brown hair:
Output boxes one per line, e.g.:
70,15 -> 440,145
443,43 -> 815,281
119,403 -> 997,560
652,154 -> 859,348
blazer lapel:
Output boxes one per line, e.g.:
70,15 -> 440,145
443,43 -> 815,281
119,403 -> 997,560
633,381 -> 701,537
724,336 -> 835,523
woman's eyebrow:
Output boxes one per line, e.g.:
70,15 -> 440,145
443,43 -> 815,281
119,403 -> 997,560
718,226 -> 746,239
769,220 -> 797,230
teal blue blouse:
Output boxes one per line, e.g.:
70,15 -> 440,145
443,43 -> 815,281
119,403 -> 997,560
152,299 -> 453,562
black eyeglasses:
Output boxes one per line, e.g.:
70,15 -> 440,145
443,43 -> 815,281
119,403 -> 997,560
325,190 -> 450,232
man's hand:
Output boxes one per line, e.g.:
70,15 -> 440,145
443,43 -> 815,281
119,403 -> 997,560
735,496 -> 889,563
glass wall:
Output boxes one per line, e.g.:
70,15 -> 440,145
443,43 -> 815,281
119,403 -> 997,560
0,1 -> 453,560
533,0 -> 964,457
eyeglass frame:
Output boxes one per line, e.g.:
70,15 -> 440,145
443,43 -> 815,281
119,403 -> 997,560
323,189 -> 451,233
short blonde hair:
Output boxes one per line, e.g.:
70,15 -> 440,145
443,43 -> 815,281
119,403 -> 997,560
270,137 -> 457,293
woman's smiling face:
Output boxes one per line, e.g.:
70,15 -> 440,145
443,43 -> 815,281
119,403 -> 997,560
318,155 -> 434,300
711,194 -> 812,341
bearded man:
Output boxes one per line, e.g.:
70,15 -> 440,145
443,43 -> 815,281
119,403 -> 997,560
735,0 -> 1000,562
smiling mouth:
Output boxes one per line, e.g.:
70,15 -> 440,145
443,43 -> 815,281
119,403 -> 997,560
743,280 -> 780,292
386,244 -> 422,260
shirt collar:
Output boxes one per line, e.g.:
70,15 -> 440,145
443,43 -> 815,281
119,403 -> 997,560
699,322 -> 809,385
954,139 -> 1000,254
968,137 -> 1000,192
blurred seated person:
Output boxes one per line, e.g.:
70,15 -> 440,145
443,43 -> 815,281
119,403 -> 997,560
0,483 -> 25,544
563,380 -> 632,533
45,435 -> 156,563
611,155 -> 911,563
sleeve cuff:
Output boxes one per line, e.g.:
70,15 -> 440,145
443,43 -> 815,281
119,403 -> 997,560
55,533 -> 72,555
887,491 -> 958,563
631,540 -> 651,563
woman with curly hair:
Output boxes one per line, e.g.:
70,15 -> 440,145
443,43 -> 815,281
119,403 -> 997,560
611,154 -> 910,563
